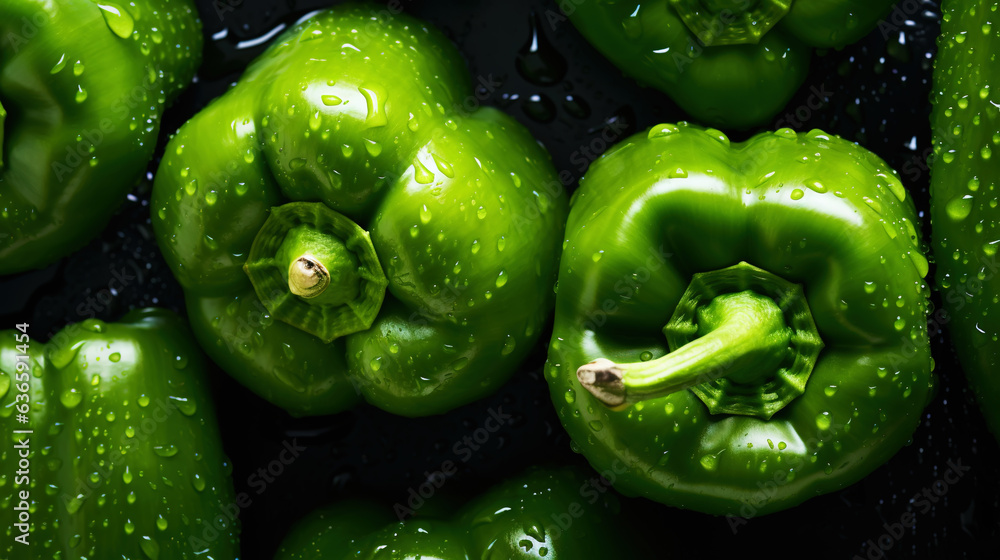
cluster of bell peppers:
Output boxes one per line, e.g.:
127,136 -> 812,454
1,0 -> 997,557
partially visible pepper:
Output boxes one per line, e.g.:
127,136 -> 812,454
930,0 -> 1000,441
566,0 -> 896,129
275,467 -> 649,559
0,309 -> 239,559
0,0 -> 202,274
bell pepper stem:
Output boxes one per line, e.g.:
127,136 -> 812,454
578,291 -> 792,408
288,255 -> 330,298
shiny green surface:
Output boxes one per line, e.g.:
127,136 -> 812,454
152,5 -> 568,417
546,122 -> 934,516
567,0 -> 894,129
275,467 -> 644,559
0,309 -> 238,559
930,0 -> 1000,441
0,0 -> 202,274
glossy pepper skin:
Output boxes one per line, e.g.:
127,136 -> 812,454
546,123 -> 934,516
151,5 -> 568,417
566,0 -> 895,129
0,309 -> 238,559
931,0 -> 1000,441
0,0 -> 202,274
274,467 -> 647,559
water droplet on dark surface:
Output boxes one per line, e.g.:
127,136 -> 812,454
516,11 -> 568,86
590,105 -> 637,138
562,94 -> 591,119
522,93 -> 557,122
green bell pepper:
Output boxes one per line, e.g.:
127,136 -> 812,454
930,0 -> 1000,441
0,0 -> 202,275
274,467 -> 647,559
565,0 -> 895,129
151,5 -> 568,417
546,122 -> 934,516
0,309 -> 238,558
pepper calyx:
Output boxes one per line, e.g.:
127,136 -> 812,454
669,0 -> 792,46
244,202 -> 388,343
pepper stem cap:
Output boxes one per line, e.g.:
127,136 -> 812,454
669,0 -> 793,46
578,262 -> 823,419
244,202 -> 388,343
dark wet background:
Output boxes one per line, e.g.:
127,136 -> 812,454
2,0 -> 998,557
